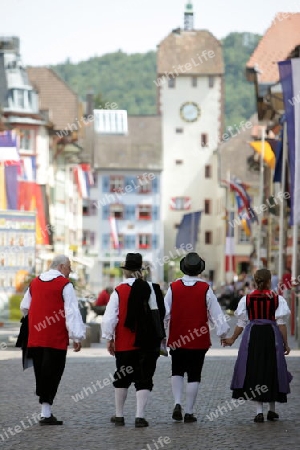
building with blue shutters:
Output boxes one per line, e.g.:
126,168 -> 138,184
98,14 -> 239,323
83,112 -> 163,293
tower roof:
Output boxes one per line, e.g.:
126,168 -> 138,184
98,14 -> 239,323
157,29 -> 224,75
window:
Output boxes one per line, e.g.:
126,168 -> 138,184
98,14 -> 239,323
168,78 -> 176,88
82,230 -> 95,246
110,234 -> 124,249
238,227 -> 250,244
138,205 -> 152,220
94,110 -> 128,134
205,164 -> 212,178
175,159 -> 183,165
82,200 -> 97,216
205,231 -> 212,244
15,89 -> 25,109
138,234 -> 151,249
110,176 -> 123,192
208,76 -> 215,88
110,204 -> 124,219
170,197 -> 191,210
204,199 -> 211,215
201,133 -> 208,147
138,175 -> 152,194
176,128 -> 183,134
191,76 -> 197,87
19,129 -> 34,152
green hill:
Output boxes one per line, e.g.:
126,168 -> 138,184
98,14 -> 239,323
51,32 -> 261,129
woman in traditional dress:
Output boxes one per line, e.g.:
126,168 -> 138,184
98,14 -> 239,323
222,269 -> 292,422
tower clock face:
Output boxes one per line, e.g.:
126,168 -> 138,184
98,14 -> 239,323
180,102 -> 201,122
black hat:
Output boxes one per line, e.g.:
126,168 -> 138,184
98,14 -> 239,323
120,253 -> 143,271
180,252 -> 205,276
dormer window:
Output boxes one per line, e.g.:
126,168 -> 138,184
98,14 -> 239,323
15,89 -> 25,109
9,88 -> 38,113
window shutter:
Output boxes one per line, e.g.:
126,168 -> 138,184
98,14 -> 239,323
102,205 -> 109,219
102,234 -> 110,249
152,234 -> 158,249
152,176 -> 159,193
152,205 -> 159,220
102,175 -> 109,192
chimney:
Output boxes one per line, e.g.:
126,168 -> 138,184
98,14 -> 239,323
86,91 -> 94,117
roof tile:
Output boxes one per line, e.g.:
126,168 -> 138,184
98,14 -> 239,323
246,13 -> 300,83
27,67 -> 79,131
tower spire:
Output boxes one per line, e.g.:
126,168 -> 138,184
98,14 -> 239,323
184,1 -> 194,31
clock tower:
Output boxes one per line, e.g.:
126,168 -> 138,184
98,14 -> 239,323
157,4 -> 225,283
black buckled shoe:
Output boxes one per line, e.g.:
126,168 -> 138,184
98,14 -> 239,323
254,413 -> 264,423
172,404 -> 183,421
184,413 -> 197,423
135,417 -> 149,428
39,414 -> 63,425
110,416 -> 125,426
267,411 -> 279,421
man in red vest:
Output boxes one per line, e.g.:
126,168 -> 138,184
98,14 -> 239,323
20,255 -> 86,425
164,252 -> 230,423
102,253 -> 165,428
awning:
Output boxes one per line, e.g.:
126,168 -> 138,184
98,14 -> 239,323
248,141 -> 275,169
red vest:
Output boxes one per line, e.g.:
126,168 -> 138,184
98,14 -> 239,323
167,280 -> 211,350
246,290 -> 279,321
28,276 -> 70,350
114,284 -> 139,352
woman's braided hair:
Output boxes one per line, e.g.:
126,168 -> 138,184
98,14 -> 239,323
254,269 -> 271,291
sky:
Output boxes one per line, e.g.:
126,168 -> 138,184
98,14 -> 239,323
1,0 -> 299,66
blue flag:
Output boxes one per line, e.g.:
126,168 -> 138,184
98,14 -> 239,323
176,211 -> 201,249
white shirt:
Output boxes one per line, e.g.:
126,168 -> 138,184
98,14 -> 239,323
235,294 -> 291,328
20,269 -> 86,341
164,275 -> 230,339
102,278 -> 135,340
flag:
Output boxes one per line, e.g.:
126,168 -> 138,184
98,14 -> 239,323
4,162 -> 19,209
73,165 -> 88,198
248,141 -> 276,169
223,178 -> 258,237
278,59 -> 300,225
0,130 -> 19,161
273,121 -> 284,183
109,215 -> 120,250
225,211 -> 235,273
175,211 -> 201,249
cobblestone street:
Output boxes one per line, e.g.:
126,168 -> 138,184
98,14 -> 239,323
0,324 -> 299,450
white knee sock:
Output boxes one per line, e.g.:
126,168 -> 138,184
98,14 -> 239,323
115,388 -> 128,417
171,376 -> 184,405
136,389 -> 151,418
256,402 -> 263,415
41,403 -> 51,418
185,382 -> 199,414
268,402 -> 275,412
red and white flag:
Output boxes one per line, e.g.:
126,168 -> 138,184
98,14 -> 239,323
109,215 -> 120,250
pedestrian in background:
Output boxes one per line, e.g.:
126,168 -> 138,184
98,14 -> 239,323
19,255 -> 86,425
102,253 -> 165,428
164,252 -> 230,423
222,269 -> 292,422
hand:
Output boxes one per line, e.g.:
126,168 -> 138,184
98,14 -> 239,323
284,344 -> 290,355
221,337 -> 235,347
107,339 -> 115,356
73,342 -> 82,352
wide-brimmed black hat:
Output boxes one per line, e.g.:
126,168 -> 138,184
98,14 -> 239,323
120,253 -> 143,271
180,252 -> 205,275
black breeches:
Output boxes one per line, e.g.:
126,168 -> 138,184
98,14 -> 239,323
29,347 -> 67,405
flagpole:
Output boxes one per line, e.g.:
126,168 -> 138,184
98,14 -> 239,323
278,122 -> 287,281
256,125 -> 265,269
226,170 -> 232,281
